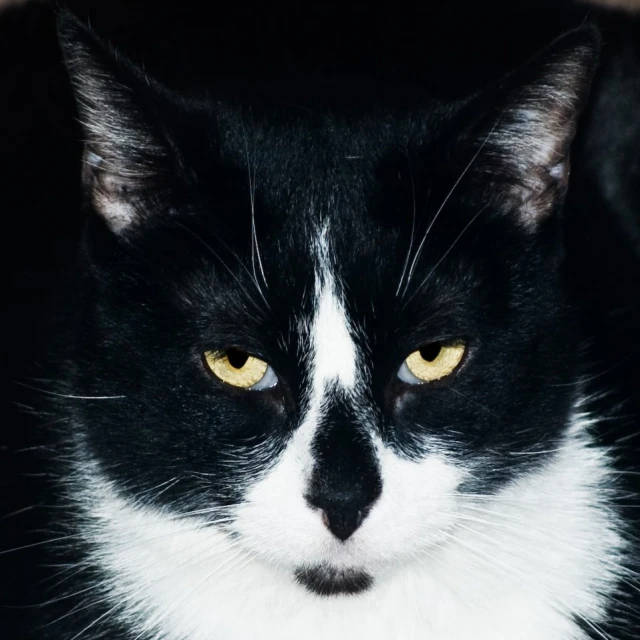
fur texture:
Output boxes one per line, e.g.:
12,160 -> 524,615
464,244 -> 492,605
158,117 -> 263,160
2,11 -> 639,640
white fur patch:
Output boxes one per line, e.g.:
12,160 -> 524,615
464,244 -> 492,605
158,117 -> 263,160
73,410 -> 625,640
309,281 -> 357,390
92,190 -> 138,232
307,222 -> 357,391
228,225 -> 362,554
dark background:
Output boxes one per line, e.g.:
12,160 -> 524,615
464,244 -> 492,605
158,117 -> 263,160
1,1 -> 637,337
1,1 -> 638,636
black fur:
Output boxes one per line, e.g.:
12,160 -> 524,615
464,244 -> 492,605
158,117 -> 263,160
2,5 -> 638,639
295,566 -> 374,596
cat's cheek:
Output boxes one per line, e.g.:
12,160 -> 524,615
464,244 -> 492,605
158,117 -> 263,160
361,446 -> 464,559
231,431 -> 331,567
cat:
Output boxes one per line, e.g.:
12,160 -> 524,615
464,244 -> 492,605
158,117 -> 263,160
2,10 -> 639,640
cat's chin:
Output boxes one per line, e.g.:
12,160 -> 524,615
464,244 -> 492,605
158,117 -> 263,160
294,564 -> 374,596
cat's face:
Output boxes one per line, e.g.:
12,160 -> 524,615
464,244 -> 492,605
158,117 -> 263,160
59,18 -> 599,597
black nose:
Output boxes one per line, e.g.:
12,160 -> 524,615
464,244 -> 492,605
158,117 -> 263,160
306,487 -> 379,541
305,406 -> 382,542
314,501 -> 370,541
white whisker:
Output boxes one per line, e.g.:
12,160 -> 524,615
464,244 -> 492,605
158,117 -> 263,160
240,108 -> 270,304
400,122 -> 497,299
403,204 -> 489,307
395,156 -> 417,296
12,381 -> 125,400
449,525 -> 617,640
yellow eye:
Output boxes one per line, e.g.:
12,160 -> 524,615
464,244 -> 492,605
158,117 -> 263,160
204,348 -> 271,389
401,341 -> 466,383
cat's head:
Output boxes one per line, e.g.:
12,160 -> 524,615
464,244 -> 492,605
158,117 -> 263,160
57,15 -> 599,596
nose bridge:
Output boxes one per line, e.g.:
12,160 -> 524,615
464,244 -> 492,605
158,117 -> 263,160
311,397 -> 378,488
305,394 -> 382,540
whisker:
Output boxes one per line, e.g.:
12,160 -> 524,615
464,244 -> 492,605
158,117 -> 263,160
403,204 -> 489,307
446,386 -> 501,420
449,525 -> 617,640
0,534 -> 86,556
0,504 -> 43,520
12,381 -> 125,400
400,121 -> 497,298
551,356 -> 635,388
395,155 -> 417,296
129,546 -> 254,640
173,220 -> 267,318
40,532 -> 247,632
240,108 -> 270,303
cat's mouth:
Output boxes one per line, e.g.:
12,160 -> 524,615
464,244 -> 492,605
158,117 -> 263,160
294,564 -> 373,596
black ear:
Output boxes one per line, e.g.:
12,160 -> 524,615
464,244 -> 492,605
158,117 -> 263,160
57,12 -> 173,232
465,27 -> 600,229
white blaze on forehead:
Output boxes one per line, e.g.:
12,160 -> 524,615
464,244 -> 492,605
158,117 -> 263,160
252,224 -> 360,498
308,224 -> 357,394
275,225 -> 358,475
230,225 -> 363,564
310,282 -> 357,392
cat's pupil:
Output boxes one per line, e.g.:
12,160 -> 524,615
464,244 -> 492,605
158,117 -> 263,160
419,343 -> 442,362
226,349 -> 249,369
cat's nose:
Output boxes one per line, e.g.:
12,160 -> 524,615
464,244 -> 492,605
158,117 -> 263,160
306,487 -> 378,541
315,501 -> 370,541
305,442 -> 382,541
305,404 -> 382,541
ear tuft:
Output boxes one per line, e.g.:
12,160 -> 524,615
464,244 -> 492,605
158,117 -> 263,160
57,11 -> 170,232
469,26 -> 601,228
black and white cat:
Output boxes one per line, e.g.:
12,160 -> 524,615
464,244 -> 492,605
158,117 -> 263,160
4,11 -> 639,640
